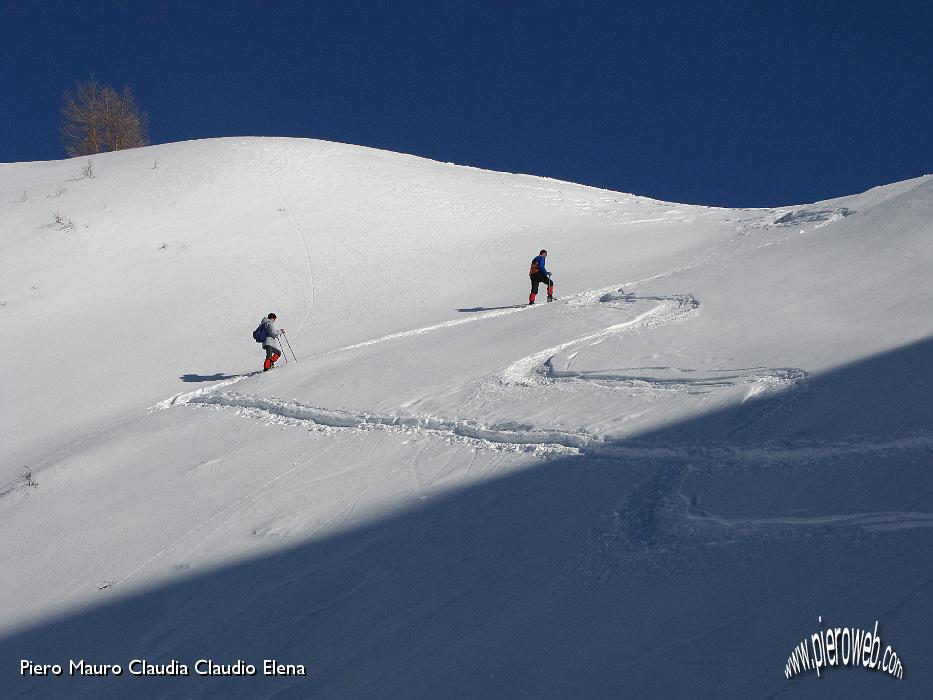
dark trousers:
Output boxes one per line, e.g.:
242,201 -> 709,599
530,272 -> 553,295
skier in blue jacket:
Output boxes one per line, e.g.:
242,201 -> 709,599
528,249 -> 554,305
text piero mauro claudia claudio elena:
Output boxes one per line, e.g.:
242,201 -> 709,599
21,658 -> 307,677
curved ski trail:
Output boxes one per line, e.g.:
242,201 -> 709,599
158,283 -> 810,453
497,292 -> 700,388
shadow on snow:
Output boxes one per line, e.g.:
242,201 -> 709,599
180,373 -> 241,383
456,305 -> 526,312
5,339 -> 933,699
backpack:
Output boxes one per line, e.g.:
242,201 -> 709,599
252,323 -> 267,343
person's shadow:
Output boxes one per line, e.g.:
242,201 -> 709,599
457,305 -> 525,312
180,373 -> 238,383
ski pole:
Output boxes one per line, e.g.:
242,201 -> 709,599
281,330 -> 298,362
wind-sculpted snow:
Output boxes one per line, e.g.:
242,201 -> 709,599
731,205 -> 855,232
772,206 -> 852,228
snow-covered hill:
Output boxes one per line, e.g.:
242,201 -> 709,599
2,138 -> 932,698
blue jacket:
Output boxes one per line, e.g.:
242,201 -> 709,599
530,255 -> 550,276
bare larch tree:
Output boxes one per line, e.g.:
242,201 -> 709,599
61,77 -> 150,157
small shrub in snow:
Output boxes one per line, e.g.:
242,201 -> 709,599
81,161 -> 95,179
22,467 -> 38,489
52,212 -> 74,231
47,186 -> 66,199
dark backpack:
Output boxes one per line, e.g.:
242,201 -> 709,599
252,323 -> 267,343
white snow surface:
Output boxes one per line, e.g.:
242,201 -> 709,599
2,138 -> 932,698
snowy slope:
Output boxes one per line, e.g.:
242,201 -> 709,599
0,138 -> 731,482
1,138 -> 932,698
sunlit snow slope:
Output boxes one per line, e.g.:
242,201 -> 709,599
2,138 -> 932,698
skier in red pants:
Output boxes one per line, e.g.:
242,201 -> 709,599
528,249 -> 554,305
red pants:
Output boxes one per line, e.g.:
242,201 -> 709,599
263,346 -> 281,370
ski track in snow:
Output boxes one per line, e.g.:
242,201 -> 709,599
71,457 -> 307,612
496,291 -> 702,389
579,431 -> 933,583
155,374 -> 251,410
181,389 -> 933,466
188,392 -> 590,456
308,280 -> 694,360
475,290 -> 809,425
152,277 -> 926,497
259,145 -> 316,338
679,491 -> 933,533
313,298 -> 545,357
159,283 -> 806,455
153,277 -> 933,581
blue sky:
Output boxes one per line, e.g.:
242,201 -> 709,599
2,1 -> 931,206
